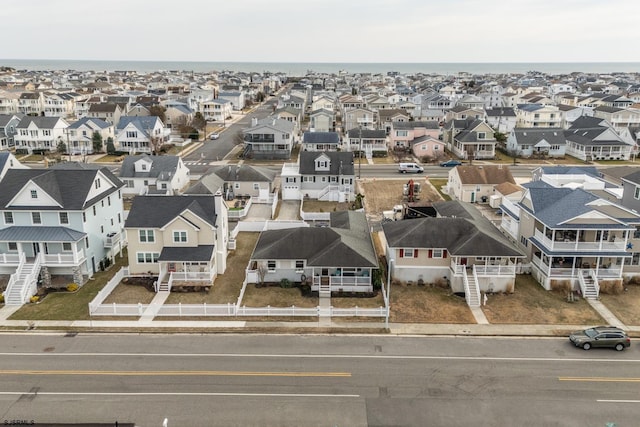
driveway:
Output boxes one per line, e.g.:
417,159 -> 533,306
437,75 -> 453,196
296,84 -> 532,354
277,200 -> 300,220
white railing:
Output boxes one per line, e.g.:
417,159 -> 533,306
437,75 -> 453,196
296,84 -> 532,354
533,229 -> 626,252
19,253 -> 42,305
589,269 -> 600,296
157,303 -> 236,316
105,232 -> 121,248
0,253 -> 21,264
169,271 -> 214,282
450,261 -> 466,275
236,306 -> 319,316
42,249 -> 85,265
473,265 -> 516,276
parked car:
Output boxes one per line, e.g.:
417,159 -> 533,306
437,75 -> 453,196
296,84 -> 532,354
440,159 -> 462,167
209,133 -> 219,140
569,326 -> 630,351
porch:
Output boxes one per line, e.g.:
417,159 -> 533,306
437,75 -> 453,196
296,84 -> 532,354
155,246 -> 216,292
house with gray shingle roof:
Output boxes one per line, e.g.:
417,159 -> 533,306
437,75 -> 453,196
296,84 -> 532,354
506,127 -> 566,158
0,167 -> 125,304
115,116 -> 166,154
67,117 -> 114,155
243,117 -> 296,160
248,211 -> 377,295
301,131 -> 341,152
309,108 -> 334,132
118,154 -> 189,195
281,151 -> 355,202
383,200 -> 525,300
501,181 -> 640,295
564,116 -> 634,161
124,194 -> 229,291
14,116 -> 69,154
442,118 -> 496,160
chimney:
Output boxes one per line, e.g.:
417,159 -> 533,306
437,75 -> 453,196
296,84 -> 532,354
251,117 -> 258,127
214,190 -> 228,274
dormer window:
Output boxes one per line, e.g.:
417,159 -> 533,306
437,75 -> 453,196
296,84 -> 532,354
94,178 -> 101,189
141,164 -> 147,171
30,190 -> 37,199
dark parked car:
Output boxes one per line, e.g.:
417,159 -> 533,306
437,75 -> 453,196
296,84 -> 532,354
440,159 -> 462,167
569,326 -> 630,351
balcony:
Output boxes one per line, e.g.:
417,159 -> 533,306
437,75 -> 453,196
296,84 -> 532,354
0,253 -> 21,265
105,231 -> 122,248
532,229 -> 626,252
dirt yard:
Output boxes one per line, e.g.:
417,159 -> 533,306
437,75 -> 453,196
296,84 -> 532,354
357,178 -> 444,222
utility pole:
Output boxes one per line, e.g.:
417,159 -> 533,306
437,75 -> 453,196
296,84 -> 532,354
358,124 -> 362,179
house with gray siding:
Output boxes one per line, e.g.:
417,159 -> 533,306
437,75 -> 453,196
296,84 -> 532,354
242,117 -> 296,160
506,128 -> 566,158
281,151 -> 355,202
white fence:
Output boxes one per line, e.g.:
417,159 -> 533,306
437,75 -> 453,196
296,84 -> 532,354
88,266 -> 388,318
231,220 -> 308,234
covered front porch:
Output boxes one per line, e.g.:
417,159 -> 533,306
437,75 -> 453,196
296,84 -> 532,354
155,245 -> 216,292
531,246 -> 627,290
449,256 -> 521,293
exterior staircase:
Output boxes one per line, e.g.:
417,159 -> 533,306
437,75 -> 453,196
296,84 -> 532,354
579,269 -> 599,300
463,268 -> 481,307
319,278 -> 331,297
4,256 -> 42,306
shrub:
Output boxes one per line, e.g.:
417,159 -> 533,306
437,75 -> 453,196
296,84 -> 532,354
0,294 -> 4,304
280,278 -> 292,289
66,283 -> 79,292
432,277 -> 449,289
15,148 -> 29,155
30,296 -> 40,303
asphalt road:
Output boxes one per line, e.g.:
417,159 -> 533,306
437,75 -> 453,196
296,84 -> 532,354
0,334 -> 638,427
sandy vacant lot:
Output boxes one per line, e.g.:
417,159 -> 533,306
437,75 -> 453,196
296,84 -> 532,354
358,178 -> 444,222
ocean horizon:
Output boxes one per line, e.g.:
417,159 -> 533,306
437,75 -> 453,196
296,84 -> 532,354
1,59 -> 639,75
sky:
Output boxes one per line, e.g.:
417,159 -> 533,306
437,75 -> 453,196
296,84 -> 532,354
1,0 -> 639,63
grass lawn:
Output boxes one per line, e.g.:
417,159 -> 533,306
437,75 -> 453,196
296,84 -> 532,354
427,179 -> 451,201
390,283 -> 476,323
102,281 -> 155,304
164,232 -> 259,305
599,284 -> 640,326
10,250 -> 130,321
481,274 -> 603,324
301,200 -> 350,212
93,155 -> 124,163
372,156 -> 396,164
241,285 -> 318,308
331,292 -> 385,308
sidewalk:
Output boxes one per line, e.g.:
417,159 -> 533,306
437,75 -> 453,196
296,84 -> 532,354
1,296 -> 638,336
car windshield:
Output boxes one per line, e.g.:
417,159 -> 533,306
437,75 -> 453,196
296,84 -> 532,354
584,328 -> 598,338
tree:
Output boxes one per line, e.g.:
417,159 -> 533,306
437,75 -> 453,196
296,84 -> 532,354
255,91 -> 265,103
149,105 -> 166,124
92,131 -> 103,153
106,137 -> 115,155
149,132 -> 163,155
56,139 -> 67,154
191,112 -> 206,131
256,263 -> 268,288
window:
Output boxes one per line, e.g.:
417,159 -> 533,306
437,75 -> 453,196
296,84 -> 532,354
401,248 -> 416,258
125,180 -> 134,188
137,252 -> 160,263
173,231 -> 187,243
432,249 -> 444,258
118,213 -> 121,224
85,237 -> 89,248
477,132 -> 486,139
62,242 -> 72,251
8,242 -> 17,251
59,212 -> 69,224
126,131 -> 137,138
94,179 -> 101,189
30,190 -> 37,199
83,212 -> 86,222
267,260 -> 276,272
92,206 -> 96,216
635,186 -> 640,200
4,212 -> 13,224
295,260 -> 304,272
139,229 -> 155,243
107,196 -> 111,206
32,212 -> 41,224
253,183 -> 260,190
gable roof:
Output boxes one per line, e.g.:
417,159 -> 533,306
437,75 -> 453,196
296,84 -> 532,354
455,165 -> 515,185
383,201 -> 523,257
125,195 -> 217,228
68,117 -> 111,130
251,211 -> 377,267
303,131 -> 340,144
299,151 -> 355,175
16,116 -> 64,129
118,154 -> 181,180
511,127 -> 565,145
0,168 -> 123,210
116,116 -> 162,132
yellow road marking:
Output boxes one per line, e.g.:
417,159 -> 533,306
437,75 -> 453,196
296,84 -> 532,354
559,377 -> 640,383
0,370 -> 350,378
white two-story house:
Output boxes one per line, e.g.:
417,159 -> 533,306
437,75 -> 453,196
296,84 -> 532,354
14,116 -> 69,154
66,117 -> 114,155
281,151 -> 355,202
0,168 -> 125,305
118,154 -> 190,196
115,116 -> 166,154
243,117 -> 296,160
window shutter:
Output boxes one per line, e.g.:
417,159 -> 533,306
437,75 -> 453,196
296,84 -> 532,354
414,249 -> 418,258
428,250 -> 432,258
443,250 -> 447,258
399,249 -> 404,257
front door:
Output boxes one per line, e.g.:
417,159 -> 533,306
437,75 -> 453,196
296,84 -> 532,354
32,242 -> 40,256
